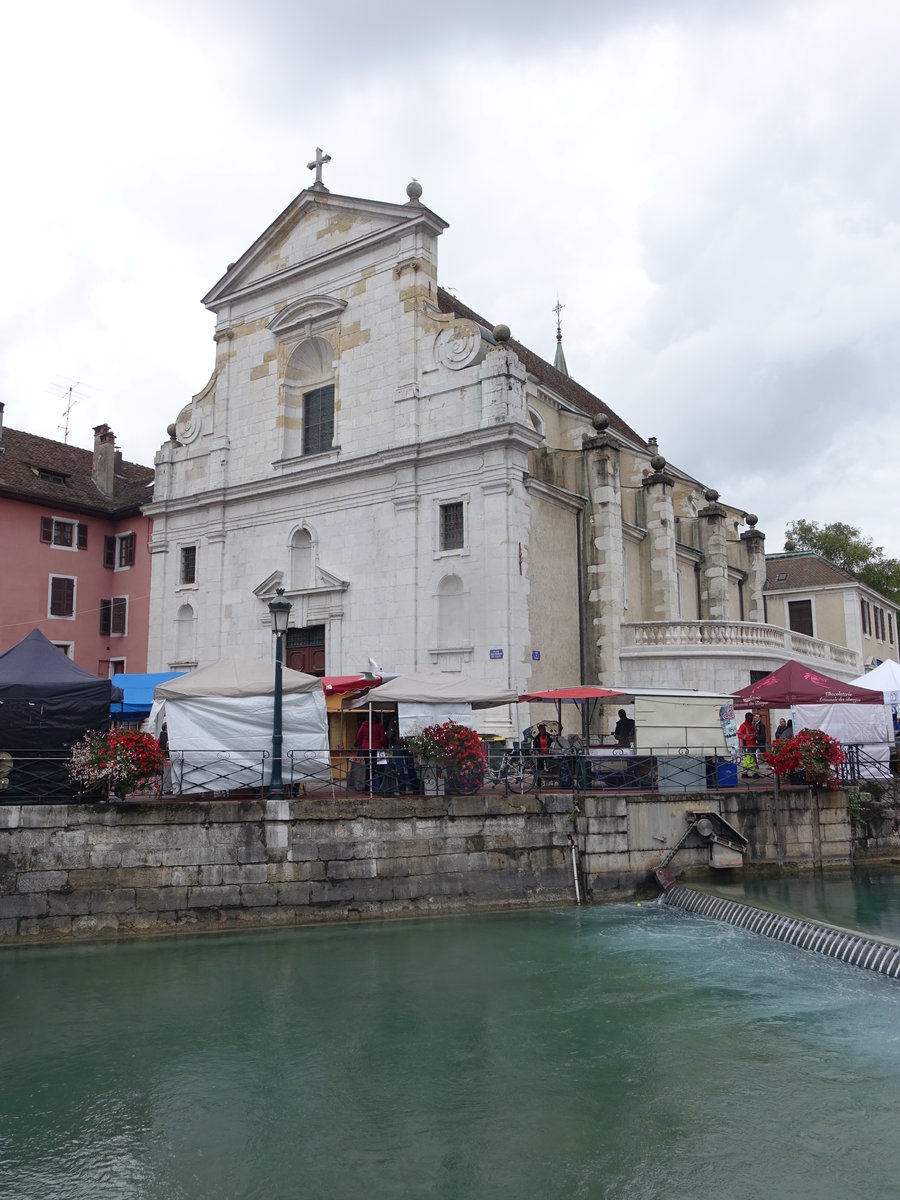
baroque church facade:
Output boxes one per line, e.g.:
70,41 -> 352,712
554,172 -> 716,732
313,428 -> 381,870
145,166 -> 859,729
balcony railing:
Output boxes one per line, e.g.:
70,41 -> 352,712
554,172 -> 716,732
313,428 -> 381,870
622,620 -> 860,670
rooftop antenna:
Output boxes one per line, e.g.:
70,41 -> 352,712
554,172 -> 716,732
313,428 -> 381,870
59,383 -> 80,443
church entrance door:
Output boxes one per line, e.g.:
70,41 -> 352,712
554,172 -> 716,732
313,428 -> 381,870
286,625 -> 326,676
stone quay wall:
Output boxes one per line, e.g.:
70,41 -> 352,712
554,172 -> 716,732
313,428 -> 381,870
577,785 -> 862,895
0,793 -> 577,944
0,786 -> 881,944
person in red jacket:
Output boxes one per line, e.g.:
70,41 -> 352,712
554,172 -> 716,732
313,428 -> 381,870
356,717 -> 387,790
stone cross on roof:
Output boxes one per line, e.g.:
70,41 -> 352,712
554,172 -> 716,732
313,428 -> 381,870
307,146 -> 332,189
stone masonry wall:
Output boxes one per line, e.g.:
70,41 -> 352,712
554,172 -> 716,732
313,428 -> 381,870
577,786 -> 856,895
0,793 -> 576,944
0,787 -> 871,945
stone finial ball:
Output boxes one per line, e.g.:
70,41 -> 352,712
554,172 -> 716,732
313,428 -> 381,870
746,513 -> 758,527
650,454 -> 666,472
704,488 -> 719,502
406,180 -> 423,201
167,423 -> 177,439
592,413 -> 610,432
785,538 -> 796,551
493,323 -> 511,343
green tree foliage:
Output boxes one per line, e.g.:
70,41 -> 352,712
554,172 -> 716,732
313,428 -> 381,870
786,519 -> 900,603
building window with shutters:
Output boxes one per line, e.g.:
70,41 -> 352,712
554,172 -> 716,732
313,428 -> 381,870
48,575 -> 76,619
104,532 -> 135,570
787,598 -> 814,638
302,385 -> 335,456
40,515 -> 87,550
118,532 -> 135,568
99,597 -> 128,636
179,545 -> 197,586
861,599 -> 872,637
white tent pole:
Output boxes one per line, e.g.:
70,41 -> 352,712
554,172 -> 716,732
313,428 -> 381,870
368,700 -> 373,799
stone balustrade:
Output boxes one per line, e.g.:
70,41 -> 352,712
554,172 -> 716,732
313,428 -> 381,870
622,620 -> 860,671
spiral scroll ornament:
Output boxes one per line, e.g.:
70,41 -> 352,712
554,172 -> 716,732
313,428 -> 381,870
434,321 -> 484,371
175,404 -> 202,445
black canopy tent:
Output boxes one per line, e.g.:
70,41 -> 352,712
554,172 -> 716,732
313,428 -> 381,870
0,629 -> 112,801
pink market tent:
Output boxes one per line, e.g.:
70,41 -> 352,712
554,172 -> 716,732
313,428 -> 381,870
518,686 -> 624,703
518,686 -> 625,732
732,661 -> 883,707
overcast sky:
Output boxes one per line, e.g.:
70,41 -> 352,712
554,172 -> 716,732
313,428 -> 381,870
3,0 -> 898,556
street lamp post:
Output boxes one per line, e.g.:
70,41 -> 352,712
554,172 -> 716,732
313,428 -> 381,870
267,587 -> 292,801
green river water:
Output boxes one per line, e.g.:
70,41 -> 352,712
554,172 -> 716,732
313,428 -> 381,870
3,890 -> 900,1200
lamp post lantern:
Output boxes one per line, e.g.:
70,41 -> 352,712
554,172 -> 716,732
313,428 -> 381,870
267,587 -> 292,800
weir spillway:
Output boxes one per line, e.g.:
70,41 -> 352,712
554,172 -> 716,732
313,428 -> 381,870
661,885 -> 900,980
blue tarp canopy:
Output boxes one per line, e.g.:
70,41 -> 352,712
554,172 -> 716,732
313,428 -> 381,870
111,672 -> 184,718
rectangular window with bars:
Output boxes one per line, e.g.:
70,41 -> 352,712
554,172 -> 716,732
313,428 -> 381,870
303,385 -> 335,456
440,502 -> 465,552
180,545 -> 197,585
49,576 -> 75,617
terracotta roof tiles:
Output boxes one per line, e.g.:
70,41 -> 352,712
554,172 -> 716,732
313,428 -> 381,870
765,552 -> 855,590
436,288 -> 646,447
0,426 -> 154,517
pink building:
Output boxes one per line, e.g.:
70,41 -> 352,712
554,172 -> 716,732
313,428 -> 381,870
0,405 -> 154,676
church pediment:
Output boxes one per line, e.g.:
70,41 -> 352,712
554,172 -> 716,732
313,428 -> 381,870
203,189 -> 447,310
268,294 -> 347,336
253,566 -> 349,601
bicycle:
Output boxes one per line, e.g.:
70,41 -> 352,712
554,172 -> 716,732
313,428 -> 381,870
482,748 -> 536,794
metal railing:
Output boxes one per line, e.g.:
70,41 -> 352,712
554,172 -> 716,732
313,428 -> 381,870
4,743 -> 896,804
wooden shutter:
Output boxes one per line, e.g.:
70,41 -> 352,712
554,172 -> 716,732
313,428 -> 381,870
104,536 -> 116,569
77,523 -> 88,550
40,516 -> 53,543
111,597 -> 127,635
50,577 -> 74,617
99,599 -> 112,635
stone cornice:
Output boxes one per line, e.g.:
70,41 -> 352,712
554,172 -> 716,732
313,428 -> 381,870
267,294 -> 347,336
641,471 -> 675,489
143,424 -> 538,519
523,476 -> 587,513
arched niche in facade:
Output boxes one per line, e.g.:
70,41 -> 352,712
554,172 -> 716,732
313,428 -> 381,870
436,573 -> 468,646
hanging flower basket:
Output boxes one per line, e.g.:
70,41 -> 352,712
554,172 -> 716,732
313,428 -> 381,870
763,729 -> 845,789
405,720 -> 486,793
69,728 -> 166,800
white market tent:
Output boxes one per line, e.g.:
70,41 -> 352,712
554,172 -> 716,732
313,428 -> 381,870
149,658 -> 329,794
522,685 -> 735,752
850,659 -> 900,706
351,672 -> 518,736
